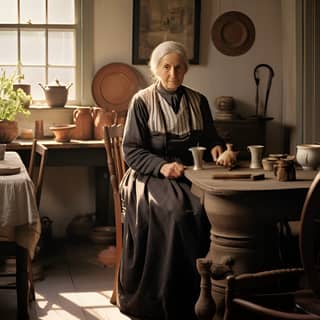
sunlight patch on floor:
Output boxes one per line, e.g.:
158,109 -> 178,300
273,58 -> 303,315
60,291 -> 112,307
38,309 -> 83,320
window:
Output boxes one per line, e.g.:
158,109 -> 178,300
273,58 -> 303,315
0,0 -> 92,106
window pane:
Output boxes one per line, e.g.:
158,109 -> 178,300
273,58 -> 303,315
48,30 -> 75,65
0,0 -> 17,23
48,0 -> 75,24
0,30 -> 17,64
0,67 -> 17,78
22,67 -> 45,100
21,30 -> 45,65
48,67 -> 75,100
20,0 -> 45,24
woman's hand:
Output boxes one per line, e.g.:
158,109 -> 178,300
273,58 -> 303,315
211,145 -> 224,162
160,162 -> 185,179
215,143 -> 239,168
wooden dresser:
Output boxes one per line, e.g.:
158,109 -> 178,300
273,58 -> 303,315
214,117 -> 273,159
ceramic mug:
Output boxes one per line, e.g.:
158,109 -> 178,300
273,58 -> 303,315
189,146 -> 206,170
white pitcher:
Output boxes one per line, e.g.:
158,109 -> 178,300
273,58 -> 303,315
248,145 -> 264,169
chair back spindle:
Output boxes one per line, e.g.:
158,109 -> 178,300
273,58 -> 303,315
102,124 -> 126,305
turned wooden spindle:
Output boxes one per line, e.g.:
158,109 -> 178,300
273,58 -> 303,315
195,258 -> 216,320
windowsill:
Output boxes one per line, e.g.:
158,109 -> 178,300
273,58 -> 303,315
17,105 -> 97,137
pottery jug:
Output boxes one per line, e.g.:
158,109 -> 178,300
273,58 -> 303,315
39,80 -> 73,107
92,107 -> 116,139
248,145 -> 264,169
72,107 -> 93,140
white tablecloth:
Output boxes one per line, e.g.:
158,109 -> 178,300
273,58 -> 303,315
0,151 -> 41,259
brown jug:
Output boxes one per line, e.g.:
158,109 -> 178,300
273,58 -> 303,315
72,107 -> 93,140
92,107 -> 116,139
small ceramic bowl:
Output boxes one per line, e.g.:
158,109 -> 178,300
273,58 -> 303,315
49,124 -> 76,142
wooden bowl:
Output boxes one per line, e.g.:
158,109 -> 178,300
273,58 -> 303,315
49,124 -> 76,142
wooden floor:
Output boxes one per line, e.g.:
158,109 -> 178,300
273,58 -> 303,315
0,240 -> 131,320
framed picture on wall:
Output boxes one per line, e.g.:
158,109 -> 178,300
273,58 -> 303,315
132,0 -> 201,65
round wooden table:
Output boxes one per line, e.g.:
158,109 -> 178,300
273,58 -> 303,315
185,163 -> 316,320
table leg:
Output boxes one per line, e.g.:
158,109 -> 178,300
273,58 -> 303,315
16,244 -> 29,320
95,167 -> 113,226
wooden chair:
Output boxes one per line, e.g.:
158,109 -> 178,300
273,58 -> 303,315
28,139 -> 48,290
223,171 -> 320,320
98,124 -> 126,306
28,139 -> 48,208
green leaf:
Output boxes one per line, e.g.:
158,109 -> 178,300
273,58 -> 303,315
0,69 -> 31,121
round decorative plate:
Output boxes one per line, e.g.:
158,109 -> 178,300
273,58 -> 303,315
211,11 -> 255,56
92,63 -> 144,112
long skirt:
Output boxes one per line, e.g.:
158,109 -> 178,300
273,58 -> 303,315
118,169 -> 211,320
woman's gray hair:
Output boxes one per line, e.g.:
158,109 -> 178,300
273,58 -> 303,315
149,41 -> 189,78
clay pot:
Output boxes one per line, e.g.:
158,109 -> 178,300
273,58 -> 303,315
296,144 -> 320,170
0,120 -> 18,143
214,96 -> 235,112
72,107 -> 93,140
92,108 -> 116,139
39,81 -> 73,108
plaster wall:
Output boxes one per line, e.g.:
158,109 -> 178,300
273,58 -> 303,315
23,0 -> 285,237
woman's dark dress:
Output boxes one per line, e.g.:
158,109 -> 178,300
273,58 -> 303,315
118,83 -> 224,320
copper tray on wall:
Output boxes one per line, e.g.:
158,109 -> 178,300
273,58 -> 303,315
92,62 -> 144,112
211,11 -> 255,56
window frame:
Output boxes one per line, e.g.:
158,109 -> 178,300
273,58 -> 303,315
0,0 -> 93,107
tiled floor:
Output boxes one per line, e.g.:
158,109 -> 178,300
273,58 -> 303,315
0,240 -> 131,320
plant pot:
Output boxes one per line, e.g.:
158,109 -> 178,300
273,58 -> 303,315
0,120 -> 18,143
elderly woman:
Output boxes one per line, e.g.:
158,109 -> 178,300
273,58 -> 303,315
118,41 -> 234,320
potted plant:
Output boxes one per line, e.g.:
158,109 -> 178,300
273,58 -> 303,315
13,61 -> 31,108
0,70 -> 32,143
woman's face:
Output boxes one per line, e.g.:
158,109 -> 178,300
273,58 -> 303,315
157,52 -> 187,92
